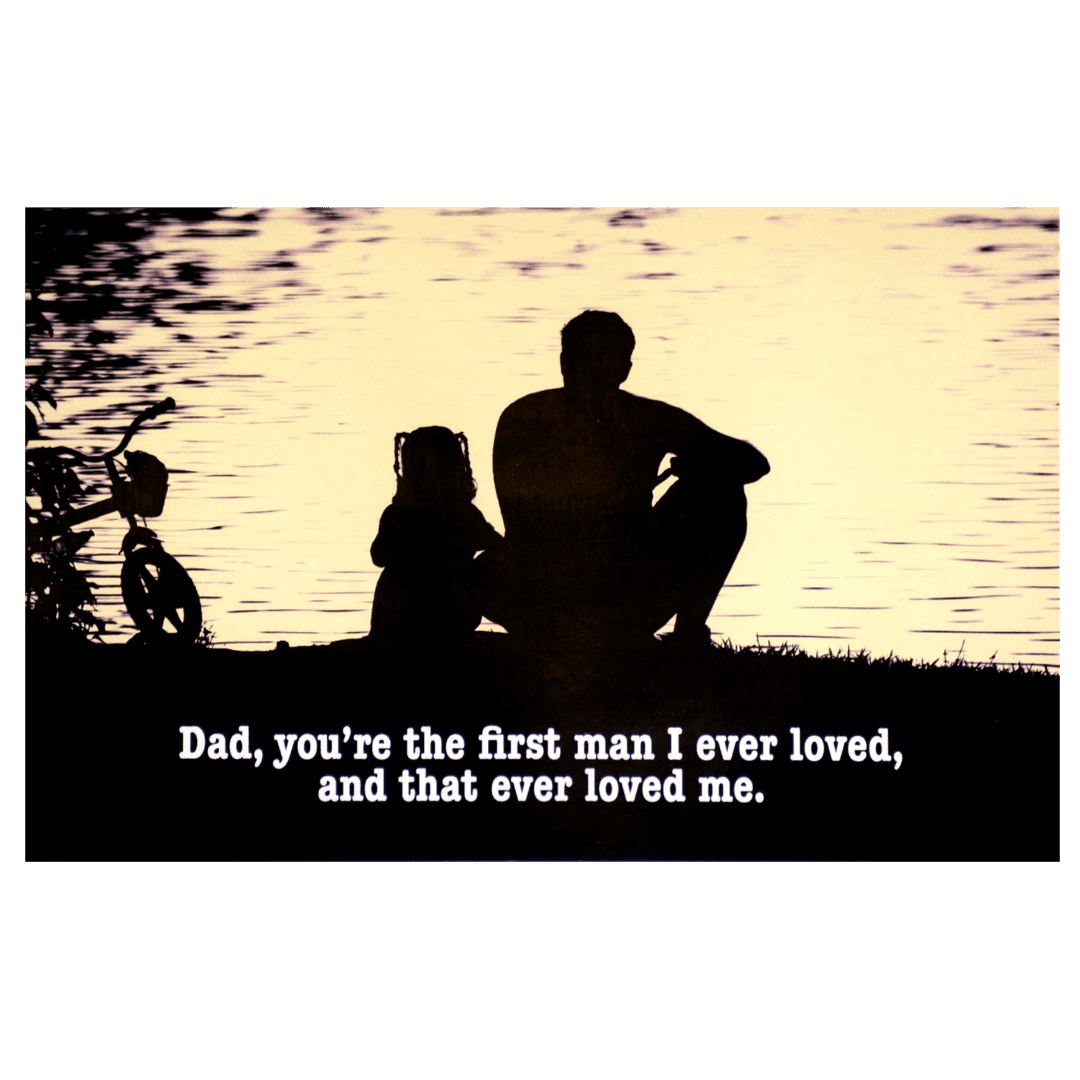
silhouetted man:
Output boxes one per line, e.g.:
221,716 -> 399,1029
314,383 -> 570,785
484,310 -> 769,651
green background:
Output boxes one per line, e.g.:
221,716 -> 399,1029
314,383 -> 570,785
6,4 -> 1071,1075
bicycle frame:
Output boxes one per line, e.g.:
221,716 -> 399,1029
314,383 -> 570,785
27,397 -> 176,543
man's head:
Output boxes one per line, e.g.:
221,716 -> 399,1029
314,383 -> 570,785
560,310 -> 635,394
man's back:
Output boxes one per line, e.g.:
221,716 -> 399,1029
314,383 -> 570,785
494,386 -> 765,554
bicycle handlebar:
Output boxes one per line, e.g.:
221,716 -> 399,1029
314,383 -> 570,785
62,398 -> 176,463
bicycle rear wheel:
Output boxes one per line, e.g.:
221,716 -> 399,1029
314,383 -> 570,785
121,547 -> 202,645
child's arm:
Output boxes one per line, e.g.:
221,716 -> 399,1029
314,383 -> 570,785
468,505 -> 503,554
371,505 -> 413,567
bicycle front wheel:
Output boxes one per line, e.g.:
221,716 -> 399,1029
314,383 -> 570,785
121,547 -> 202,645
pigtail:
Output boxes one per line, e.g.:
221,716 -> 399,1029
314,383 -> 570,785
457,432 -> 478,500
456,432 -> 471,477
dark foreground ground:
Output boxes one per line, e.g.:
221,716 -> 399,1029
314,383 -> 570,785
26,633 -> 1059,860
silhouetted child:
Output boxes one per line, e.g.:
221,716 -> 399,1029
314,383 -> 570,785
369,427 -> 502,644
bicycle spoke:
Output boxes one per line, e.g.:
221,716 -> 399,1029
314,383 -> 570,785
152,569 -> 185,632
140,568 -> 164,625
140,566 -> 161,596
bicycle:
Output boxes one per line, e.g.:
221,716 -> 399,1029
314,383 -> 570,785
27,397 -> 202,645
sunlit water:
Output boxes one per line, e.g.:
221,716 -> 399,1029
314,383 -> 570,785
32,208 -> 1059,664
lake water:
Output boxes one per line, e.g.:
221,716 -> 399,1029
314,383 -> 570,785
31,207 -> 1059,665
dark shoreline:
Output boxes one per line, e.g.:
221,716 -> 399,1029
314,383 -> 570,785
26,634 -> 1059,861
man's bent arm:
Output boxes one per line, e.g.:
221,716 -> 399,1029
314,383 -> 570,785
659,400 -> 770,485
693,429 -> 770,484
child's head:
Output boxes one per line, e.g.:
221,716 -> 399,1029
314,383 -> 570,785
394,426 -> 476,507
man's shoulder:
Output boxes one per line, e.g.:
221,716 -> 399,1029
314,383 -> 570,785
498,388 -> 565,423
618,389 -> 667,410
497,388 -> 702,433
617,390 -> 696,424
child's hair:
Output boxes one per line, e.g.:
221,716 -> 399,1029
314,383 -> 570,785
393,426 -> 477,507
